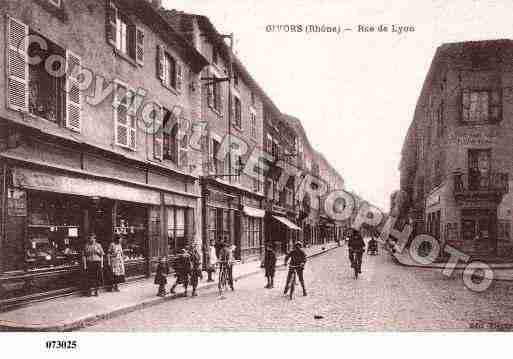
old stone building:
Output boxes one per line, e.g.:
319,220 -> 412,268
399,40 -> 513,259
0,0 -> 206,308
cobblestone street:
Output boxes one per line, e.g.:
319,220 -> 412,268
83,247 -> 513,331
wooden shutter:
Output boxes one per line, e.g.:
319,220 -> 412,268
154,105 -> 163,160
6,16 -> 28,112
128,110 -> 137,150
178,119 -> 188,170
114,82 -> 128,147
175,61 -> 183,91
65,50 -> 82,132
106,1 -> 118,46
156,45 -> 164,81
135,26 -> 144,65
206,69 -> 213,107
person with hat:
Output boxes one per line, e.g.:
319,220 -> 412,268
283,241 -> 307,296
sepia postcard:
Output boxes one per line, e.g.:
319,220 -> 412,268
0,0 -> 512,356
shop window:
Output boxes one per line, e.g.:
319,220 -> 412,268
26,192 -> 83,270
462,89 -> 501,124
106,1 -> 144,65
115,203 -> 148,260
167,207 -> 186,254
243,216 -> 262,252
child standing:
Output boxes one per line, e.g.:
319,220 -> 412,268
263,243 -> 277,289
154,257 -> 169,297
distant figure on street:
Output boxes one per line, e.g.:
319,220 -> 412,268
154,256 -> 170,297
170,249 -> 192,296
348,228 -> 366,274
82,233 -> 104,297
263,242 -> 277,289
188,245 -> 202,297
206,239 -> 217,282
284,241 -> 307,296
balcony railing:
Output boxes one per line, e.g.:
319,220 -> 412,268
453,171 -> 509,200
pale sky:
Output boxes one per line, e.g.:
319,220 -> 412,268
163,0 -> 511,211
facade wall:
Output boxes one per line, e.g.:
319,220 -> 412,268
0,0 -> 205,308
400,40 -> 513,257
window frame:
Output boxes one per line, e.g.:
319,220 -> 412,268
461,88 -> 501,125
113,80 -> 137,151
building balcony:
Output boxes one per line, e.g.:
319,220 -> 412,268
453,172 -> 509,201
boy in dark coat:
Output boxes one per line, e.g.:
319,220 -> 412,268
154,257 -> 169,297
170,249 -> 192,296
263,243 -> 277,289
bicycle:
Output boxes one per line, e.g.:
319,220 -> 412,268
217,261 -> 230,296
285,264 -> 302,300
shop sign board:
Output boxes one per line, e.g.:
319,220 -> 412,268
12,167 -> 161,205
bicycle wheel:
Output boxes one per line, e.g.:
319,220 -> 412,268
289,271 -> 296,300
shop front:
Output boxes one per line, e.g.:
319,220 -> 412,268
201,178 -> 265,264
265,204 -> 301,255
0,162 -> 198,309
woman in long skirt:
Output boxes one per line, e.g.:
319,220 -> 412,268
107,236 -> 126,292
82,233 -> 104,297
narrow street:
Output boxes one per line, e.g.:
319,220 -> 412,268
83,247 -> 513,331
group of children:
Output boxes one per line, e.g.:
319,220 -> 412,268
155,241 -> 306,297
154,245 -> 202,297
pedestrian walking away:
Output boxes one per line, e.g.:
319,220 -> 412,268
107,236 -> 126,292
170,249 -> 192,296
188,245 -> 202,296
262,242 -> 277,289
82,233 -> 105,297
284,241 -> 307,297
154,257 -> 170,297
348,228 -> 366,275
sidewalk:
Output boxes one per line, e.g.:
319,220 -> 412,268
0,243 -> 339,332
391,248 -> 513,281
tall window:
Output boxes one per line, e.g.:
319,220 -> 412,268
157,47 -> 182,91
114,82 -> 137,150
266,134 -> 273,154
207,70 -> 222,114
468,149 -> 491,190
233,96 -> 242,128
212,45 -> 218,65
437,102 -> 444,138
212,139 -> 222,174
28,31 -> 65,124
251,91 -> 256,106
233,70 -> 239,88
250,111 -> 257,138
162,109 -> 178,163
462,89 -> 501,123
107,1 -> 144,65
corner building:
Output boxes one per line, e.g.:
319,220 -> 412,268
399,40 -> 513,259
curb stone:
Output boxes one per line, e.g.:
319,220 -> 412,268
0,245 -> 339,332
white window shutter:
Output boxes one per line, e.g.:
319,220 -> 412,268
6,16 -> 28,112
135,26 -> 144,66
107,1 -> 118,46
65,50 -> 82,132
176,61 -> 183,91
154,105 -> 163,160
114,82 -> 129,147
157,45 -> 164,81
128,107 -> 137,151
